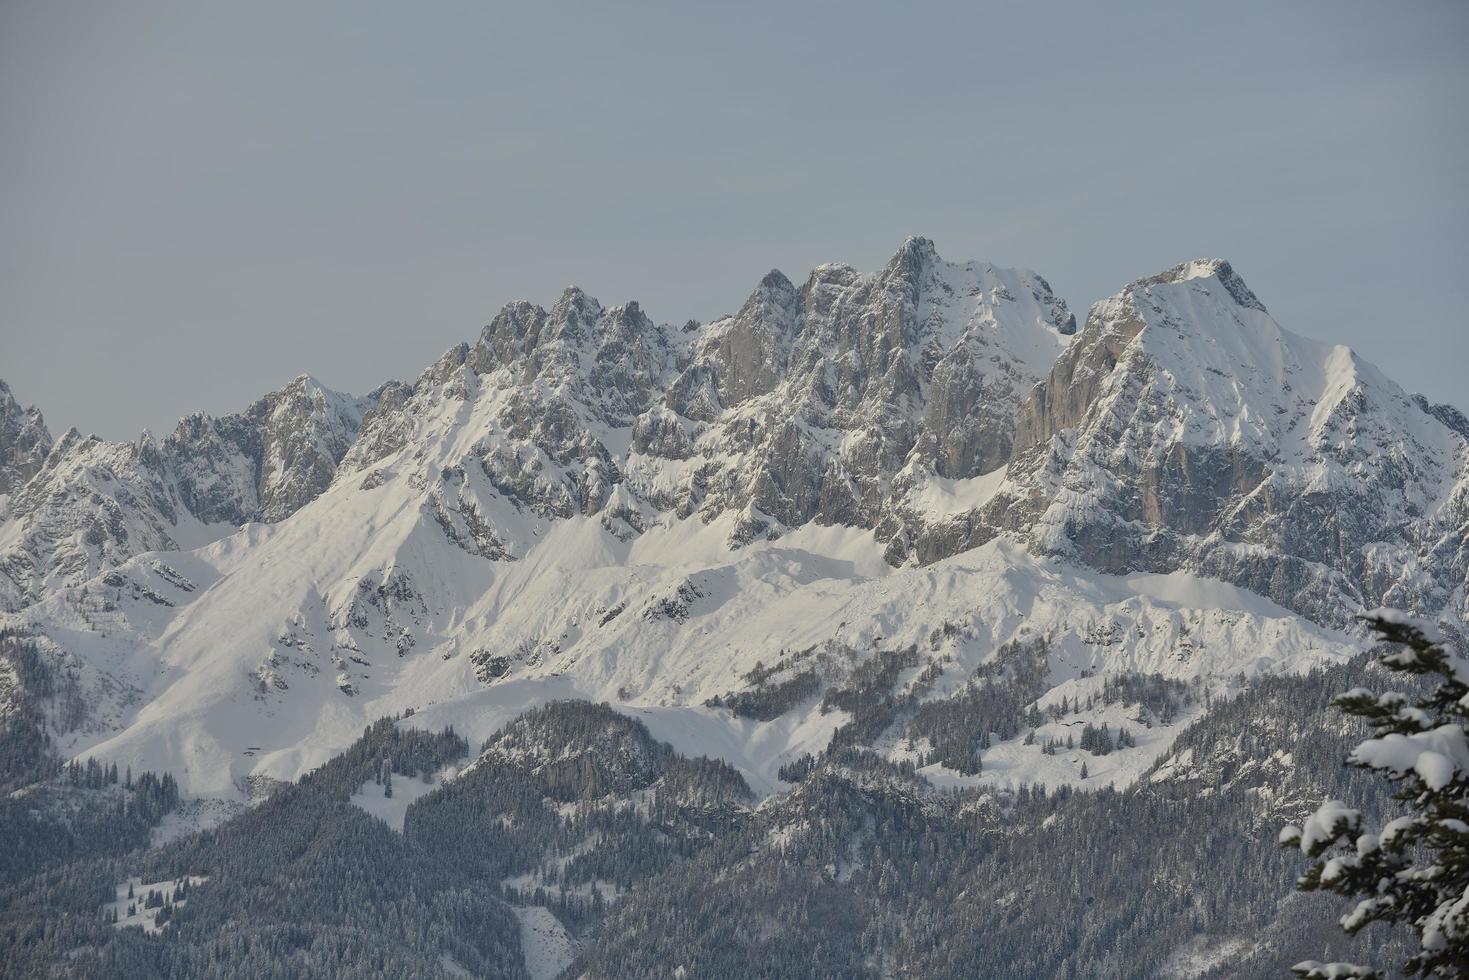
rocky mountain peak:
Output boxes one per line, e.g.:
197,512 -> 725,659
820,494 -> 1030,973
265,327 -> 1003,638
1414,394 -> 1469,441
315,239 -> 1083,561
758,268 -> 795,292
470,302 -> 549,376
132,429 -> 161,460
0,372 -> 379,609
547,285 -> 604,341
985,256 -> 1469,630
882,234 -> 941,281
0,380 -> 52,495
804,261 -> 862,294
10,243 -> 1461,645
686,270 -> 802,410
1129,257 -> 1267,313
881,235 -> 940,282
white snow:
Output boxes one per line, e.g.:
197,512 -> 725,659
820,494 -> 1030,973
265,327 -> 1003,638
903,465 -> 1008,518
1350,725 -> 1469,791
348,767 -> 447,832
511,905 -> 575,980
150,796 -> 244,846
24,489 -> 1361,806
1295,800 -> 1361,853
106,875 -> 209,934
1161,934 -> 1256,978
439,954 -> 475,978
1292,960 -> 1379,979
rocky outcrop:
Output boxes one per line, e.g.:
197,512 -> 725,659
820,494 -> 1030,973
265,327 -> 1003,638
0,428 -> 186,610
658,236 -> 1076,529
335,238 -> 1076,561
0,375 -> 380,610
166,374 -> 369,524
0,382 -> 52,496
681,270 -> 800,411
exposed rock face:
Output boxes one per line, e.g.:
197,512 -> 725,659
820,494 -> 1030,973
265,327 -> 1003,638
337,238 -> 1076,557
661,237 -> 1075,530
344,288 -> 688,528
692,269 -> 800,410
0,375 -> 380,610
0,382 -> 52,496
0,428 -> 184,610
167,374 -> 369,524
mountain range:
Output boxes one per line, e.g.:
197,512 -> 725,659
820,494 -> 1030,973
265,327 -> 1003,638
0,238 -> 1462,976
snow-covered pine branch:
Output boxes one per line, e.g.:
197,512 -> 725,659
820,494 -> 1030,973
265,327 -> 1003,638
1280,612 -> 1469,979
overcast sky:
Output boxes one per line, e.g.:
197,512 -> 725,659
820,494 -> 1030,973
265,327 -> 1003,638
2,1 -> 1465,439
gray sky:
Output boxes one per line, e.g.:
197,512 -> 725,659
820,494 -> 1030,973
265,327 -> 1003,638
2,1 -> 1466,439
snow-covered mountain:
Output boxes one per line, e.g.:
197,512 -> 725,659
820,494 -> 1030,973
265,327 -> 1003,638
948,259 -> 1469,630
1,239 -> 1465,813
0,374 -> 385,610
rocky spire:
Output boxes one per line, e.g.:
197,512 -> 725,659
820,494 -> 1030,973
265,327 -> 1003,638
0,379 -> 53,495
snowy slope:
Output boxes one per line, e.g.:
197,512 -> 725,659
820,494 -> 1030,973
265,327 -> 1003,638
5,492 -> 1358,801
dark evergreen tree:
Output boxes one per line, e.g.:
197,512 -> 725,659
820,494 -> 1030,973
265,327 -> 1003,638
1281,614 -> 1469,979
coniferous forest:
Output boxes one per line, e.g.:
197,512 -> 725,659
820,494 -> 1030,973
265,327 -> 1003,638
0,656 -> 1420,978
